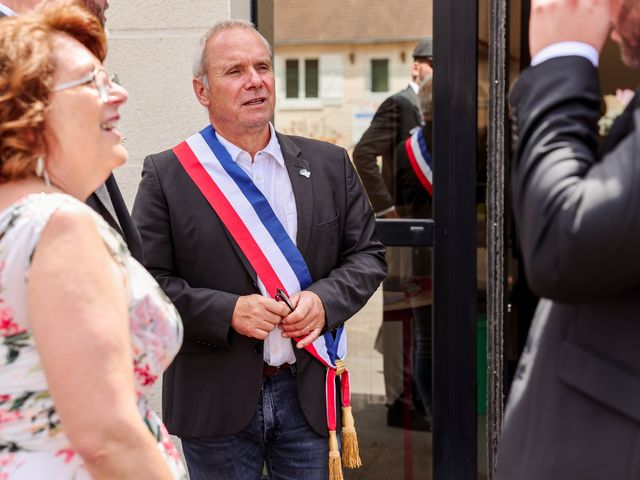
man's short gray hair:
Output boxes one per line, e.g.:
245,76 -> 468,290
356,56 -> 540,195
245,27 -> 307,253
192,20 -> 272,88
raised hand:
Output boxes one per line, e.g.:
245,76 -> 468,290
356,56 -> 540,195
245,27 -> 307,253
529,0 -> 611,58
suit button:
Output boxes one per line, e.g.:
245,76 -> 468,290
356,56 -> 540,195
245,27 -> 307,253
254,344 -> 263,354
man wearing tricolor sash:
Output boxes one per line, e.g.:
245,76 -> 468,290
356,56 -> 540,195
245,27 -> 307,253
132,20 -> 386,480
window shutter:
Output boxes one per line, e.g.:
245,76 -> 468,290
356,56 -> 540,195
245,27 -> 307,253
274,55 -> 286,101
319,54 -> 343,104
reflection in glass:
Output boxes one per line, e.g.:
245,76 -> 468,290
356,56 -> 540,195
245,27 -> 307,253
371,59 -> 389,93
273,2 -> 433,476
305,59 -> 319,98
285,59 -> 299,98
345,246 -> 432,480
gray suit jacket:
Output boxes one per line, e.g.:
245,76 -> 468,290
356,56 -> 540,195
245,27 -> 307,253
132,131 -> 386,437
497,56 -> 640,479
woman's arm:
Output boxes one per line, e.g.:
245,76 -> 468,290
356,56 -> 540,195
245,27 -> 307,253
27,204 -> 172,480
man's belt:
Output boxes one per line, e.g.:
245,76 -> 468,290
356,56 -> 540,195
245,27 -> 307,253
263,362 -> 292,378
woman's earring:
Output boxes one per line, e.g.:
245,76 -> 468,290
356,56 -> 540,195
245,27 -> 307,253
35,156 -> 51,189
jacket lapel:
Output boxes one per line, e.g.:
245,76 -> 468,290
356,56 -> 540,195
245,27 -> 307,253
277,133 -> 314,258
221,221 -> 258,284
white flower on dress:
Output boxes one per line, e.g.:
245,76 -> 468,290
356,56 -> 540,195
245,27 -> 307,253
598,88 -> 635,136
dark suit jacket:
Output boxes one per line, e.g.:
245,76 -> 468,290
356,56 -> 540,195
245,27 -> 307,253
497,56 -> 640,479
132,131 -> 386,438
353,86 -> 422,213
86,174 -> 144,262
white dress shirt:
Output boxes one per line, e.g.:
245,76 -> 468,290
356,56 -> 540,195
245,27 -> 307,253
215,124 -> 298,366
531,41 -> 599,67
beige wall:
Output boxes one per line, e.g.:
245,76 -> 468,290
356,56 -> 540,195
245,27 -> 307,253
274,41 -> 420,152
104,0 -> 251,208
103,1 -> 251,434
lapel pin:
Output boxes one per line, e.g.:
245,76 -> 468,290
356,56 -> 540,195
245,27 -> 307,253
299,168 -> 311,178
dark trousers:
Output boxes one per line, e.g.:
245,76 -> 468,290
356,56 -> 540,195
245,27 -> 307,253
181,366 -> 328,480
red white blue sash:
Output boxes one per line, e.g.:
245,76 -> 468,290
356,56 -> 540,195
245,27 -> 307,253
404,127 -> 433,195
172,125 -> 352,432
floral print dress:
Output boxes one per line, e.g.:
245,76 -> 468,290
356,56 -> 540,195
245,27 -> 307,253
0,193 -> 187,479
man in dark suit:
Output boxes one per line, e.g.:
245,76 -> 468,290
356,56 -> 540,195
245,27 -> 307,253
497,0 -> 640,478
0,0 -> 143,262
132,20 -> 386,480
353,40 -> 433,431
353,38 -> 432,219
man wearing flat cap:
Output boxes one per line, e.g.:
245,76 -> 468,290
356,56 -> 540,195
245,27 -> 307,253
353,37 -> 432,219
353,38 -> 434,431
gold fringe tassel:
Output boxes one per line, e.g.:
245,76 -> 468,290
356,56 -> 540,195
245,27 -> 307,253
340,406 -> 362,468
329,430 -> 344,480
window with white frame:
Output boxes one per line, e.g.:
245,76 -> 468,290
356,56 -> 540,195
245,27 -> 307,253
277,54 -> 343,105
285,58 -> 319,99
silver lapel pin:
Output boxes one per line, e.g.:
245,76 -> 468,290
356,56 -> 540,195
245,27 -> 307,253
299,168 -> 311,178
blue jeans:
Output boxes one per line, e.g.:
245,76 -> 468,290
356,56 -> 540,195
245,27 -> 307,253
181,366 -> 328,480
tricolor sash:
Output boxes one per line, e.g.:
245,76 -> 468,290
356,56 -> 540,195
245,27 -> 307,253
404,127 -> 433,195
173,125 -> 361,478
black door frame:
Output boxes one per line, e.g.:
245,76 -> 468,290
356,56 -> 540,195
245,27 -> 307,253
432,0 -> 478,478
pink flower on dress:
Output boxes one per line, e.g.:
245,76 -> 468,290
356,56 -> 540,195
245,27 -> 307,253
0,452 -> 15,467
0,408 -> 22,424
0,302 -> 24,337
134,362 -> 158,387
0,452 -> 24,479
55,448 -> 77,464
159,423 -> 181,462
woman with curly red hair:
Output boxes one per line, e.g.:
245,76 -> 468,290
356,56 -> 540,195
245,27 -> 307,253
0,1 -> 186,478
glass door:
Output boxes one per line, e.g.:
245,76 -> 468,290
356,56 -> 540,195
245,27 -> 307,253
264,1 -> 479,478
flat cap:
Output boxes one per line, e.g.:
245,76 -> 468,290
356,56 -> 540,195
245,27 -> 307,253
412,37 -> 433,59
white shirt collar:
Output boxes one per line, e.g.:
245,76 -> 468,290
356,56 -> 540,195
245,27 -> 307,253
409,81 -> 420,94
215,123 -> 284,167
0,3 -> 17,16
